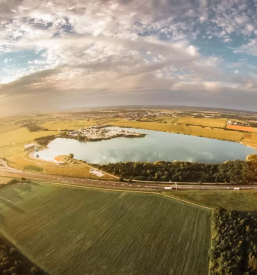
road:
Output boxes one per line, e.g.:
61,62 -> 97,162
0,166 -> 257,192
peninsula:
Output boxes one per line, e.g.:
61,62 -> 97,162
62,126 -> 146,142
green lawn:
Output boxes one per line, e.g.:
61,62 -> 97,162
0,183 -> 211,275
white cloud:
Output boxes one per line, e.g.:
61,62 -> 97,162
0,0 -> 257,113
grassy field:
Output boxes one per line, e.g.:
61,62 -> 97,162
0,183 -> 211,275
0,177 -> 13,185
8,152 -> 115,180
168,190 -> 257,212
177,117 -> 227,128
0,127 -> 58,147
40,120 -> 96,131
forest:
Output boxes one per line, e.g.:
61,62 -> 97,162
210,208 -> 257,275
0,237 -> 42,275
93,159 -> 257,183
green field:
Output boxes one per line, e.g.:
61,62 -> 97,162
0,183 -> 211,275
168,190 -> 257,212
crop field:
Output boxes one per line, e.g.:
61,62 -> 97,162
0,183 -> 211,275
40,119 -> 97,131
241,133 -> 257,149
177,117 -> 227,128
168,190 -> 257,212
110,119 -> 247,142
0,127 -> 58,147
226,125 -> 256,132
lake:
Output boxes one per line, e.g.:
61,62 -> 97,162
36,127 -> 257,164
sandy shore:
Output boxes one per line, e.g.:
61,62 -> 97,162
28,151 -> 63,164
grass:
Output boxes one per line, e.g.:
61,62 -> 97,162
167,190 -> 257,212
8,152 -> 115,180
0,182 -> 211,275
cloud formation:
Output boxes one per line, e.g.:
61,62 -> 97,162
0,0 -> 257,115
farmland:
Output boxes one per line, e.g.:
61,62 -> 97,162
0,127 -> 58,147
40,119 -> 97,131
226,124 -> 256,132
177,117 -> 227,128
0,182 -> 211,275
109,119 -> 248,142
168,190 -> 257,212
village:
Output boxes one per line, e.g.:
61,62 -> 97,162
67,126 -> 145,141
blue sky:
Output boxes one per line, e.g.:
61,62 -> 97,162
1,0 -> 257,115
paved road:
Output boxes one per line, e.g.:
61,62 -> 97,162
0,166 -> 257,191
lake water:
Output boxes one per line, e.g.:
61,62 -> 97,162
36,127 -> 257,164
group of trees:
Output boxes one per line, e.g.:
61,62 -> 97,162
34,135 -> 57,146
210,208 -> 257,275
93,160 -> 257,183
0,237 -> 42,274
25,124 -> 47,133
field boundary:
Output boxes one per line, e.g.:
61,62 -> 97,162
41,180 -> 213,211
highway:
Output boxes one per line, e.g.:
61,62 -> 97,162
0,166 -> 257,192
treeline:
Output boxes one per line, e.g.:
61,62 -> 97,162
210,208 -> 257,275
25,124 -> 47,132
34,135 -> 57,146
0,178 -> 31,189
0,236 -> 43,274
93,160 -> 257,183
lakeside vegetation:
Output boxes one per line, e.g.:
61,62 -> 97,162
60,131 -> 146,142
94,159 -> 257,183
0,183 -> 211,275
210,208 -> 257,275
34,135 -> 58,146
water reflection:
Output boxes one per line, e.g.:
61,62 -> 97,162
37,127 -> 257,164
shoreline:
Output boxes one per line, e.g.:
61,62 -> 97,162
60,133 -> 146,142
28,150 -> 63,164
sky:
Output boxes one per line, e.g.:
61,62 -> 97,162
1,0 -> 257,116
